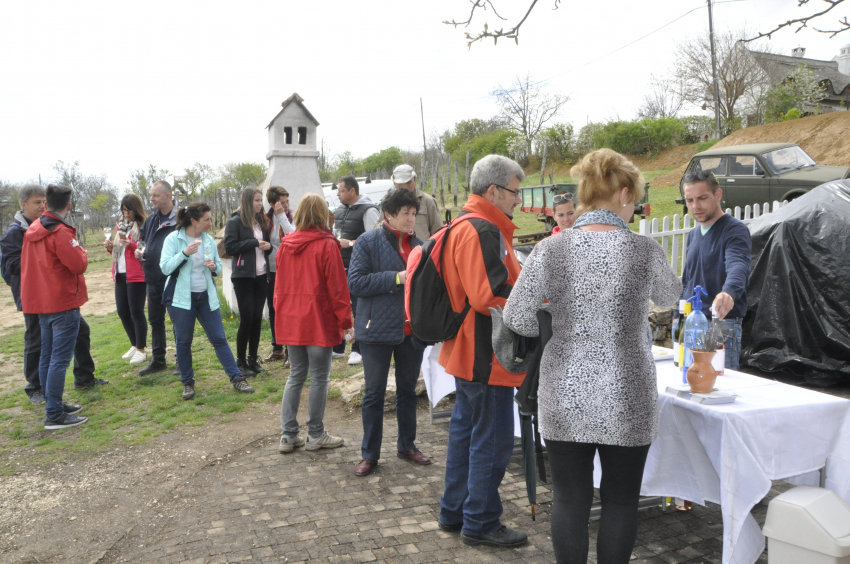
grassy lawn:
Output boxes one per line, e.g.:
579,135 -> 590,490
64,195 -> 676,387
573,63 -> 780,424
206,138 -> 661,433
431,167 -> 683,236
0,230 -> 363,471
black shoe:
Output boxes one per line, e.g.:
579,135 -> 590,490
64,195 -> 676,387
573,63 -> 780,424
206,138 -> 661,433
182,383 -> 195,400
247,356 -> 265,375
236,359 -> 256,378
75,378 -> 109,389
438,521 -> 463,533
44,413 -> 88,430
63,403 -> 82,415
28,392 -> 45,405
461,526 -> 528,548
138,358 -> 168,377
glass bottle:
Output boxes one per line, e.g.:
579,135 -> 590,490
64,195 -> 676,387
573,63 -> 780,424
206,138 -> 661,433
706,305 -> 726,376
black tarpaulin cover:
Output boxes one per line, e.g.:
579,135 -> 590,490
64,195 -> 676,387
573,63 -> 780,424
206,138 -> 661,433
742,180 -> 850,385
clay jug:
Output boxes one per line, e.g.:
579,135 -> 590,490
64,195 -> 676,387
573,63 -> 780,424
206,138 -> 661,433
687,350 -> 717,394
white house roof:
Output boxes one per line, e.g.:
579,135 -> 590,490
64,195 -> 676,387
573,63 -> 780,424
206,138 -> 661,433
265,92 -> 320,129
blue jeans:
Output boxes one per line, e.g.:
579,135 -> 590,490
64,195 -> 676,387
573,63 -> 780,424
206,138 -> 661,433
360,336 -> 425,460
440,378 -> 515,536
168,292 -> 241,385
39,309 -> 82,421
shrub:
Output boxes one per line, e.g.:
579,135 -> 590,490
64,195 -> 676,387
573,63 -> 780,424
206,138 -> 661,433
679,116 -> 715,144
592,117 -> 686,156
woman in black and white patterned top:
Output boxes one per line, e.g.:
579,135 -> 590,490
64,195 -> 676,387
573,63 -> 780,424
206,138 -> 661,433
504,149 -> 681,564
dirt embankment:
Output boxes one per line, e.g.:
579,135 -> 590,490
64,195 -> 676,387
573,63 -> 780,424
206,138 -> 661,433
651,110 -> 850,187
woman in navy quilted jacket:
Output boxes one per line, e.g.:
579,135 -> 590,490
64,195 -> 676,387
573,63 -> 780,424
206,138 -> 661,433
347,188 -> 431,477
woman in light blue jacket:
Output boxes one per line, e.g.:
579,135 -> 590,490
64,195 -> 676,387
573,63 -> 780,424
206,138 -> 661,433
160,202 -> 254,400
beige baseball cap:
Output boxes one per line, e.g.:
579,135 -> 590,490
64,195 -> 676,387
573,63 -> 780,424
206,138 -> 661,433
391,164 -> 417,184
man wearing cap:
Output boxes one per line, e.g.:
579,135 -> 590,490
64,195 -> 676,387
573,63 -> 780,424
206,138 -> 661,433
391,165 -> 442,241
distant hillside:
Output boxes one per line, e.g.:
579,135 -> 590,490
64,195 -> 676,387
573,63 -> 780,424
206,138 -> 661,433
651,110 -> 850,187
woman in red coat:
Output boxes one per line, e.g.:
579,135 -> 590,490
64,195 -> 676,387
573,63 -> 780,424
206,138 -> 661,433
104,194 -> 148,366
275,194 -> 353,453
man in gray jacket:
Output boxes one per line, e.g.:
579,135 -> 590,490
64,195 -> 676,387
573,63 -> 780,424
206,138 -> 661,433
391,165 -> 442,241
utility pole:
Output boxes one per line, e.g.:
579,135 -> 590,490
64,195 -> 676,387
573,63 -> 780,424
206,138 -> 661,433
707,0 -> 722,139
420,97 -> 427,161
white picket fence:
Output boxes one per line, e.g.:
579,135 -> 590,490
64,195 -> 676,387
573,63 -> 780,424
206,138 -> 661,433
638,201 -> 787,276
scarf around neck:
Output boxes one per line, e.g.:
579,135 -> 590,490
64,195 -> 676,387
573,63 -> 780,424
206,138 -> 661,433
572,208 -> 630,231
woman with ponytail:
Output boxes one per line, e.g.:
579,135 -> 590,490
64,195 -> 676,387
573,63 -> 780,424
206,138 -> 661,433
160,202 -> 254,400
224,187 -> 271,377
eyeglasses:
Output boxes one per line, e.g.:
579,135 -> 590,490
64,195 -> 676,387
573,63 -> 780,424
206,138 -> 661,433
682,171 -> 717,184
553,193 -> 574,204
493,184 -> 520,197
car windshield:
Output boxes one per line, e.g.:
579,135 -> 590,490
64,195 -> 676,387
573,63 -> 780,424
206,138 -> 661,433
762,146 -> 816,175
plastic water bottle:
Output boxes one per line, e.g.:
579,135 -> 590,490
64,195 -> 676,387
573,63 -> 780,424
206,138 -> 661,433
682,286 -> 709,384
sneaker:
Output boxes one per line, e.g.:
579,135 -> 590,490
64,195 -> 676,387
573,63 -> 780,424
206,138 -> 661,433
63,403 -> 83,415
278,434 -> 305,453
347,352 -> 362,365
28,392 -> 45,405
122,346 -> 137,360
331,352 -> 345,360
173,365 -> 181,376
232,378 -> 254,394
129,350 -> 147,366
138,358 -> 168,377
44,413 -> 88,430
182,383 -> 195,400
304,431 -> 344,451
461,525 -> 528,548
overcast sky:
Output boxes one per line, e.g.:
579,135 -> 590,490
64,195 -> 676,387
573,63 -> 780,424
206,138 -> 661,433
2,0 -> 849,188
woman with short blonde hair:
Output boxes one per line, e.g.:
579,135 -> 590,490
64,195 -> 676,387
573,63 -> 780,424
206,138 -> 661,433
274,193 -> 351,452
572,148 -> 645,215
504,148 -> 681,564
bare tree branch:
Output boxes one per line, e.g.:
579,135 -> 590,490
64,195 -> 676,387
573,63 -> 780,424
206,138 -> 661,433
444,0 -> 560,47
814,15 -> 850,36
491,73 -> 569,158
638,75 -> 685,119
744,0 -> 846,41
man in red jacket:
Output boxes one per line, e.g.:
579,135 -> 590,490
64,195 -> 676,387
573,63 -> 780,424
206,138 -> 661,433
21,184 -> 90,430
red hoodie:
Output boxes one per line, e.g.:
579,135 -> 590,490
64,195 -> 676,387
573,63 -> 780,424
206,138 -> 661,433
274,227 -> 352,347
21,211 -> 89,314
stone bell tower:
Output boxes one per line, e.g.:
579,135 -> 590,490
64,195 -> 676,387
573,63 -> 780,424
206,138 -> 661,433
265,93 -> 323,207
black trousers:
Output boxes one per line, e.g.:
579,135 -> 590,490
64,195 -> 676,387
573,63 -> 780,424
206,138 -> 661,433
146,280 -> 168,362
23,312 -> 96,395
266,271 -> 283,351
233,276 -> 267,359
115,273 -> 148,349
547,440 -> 651,564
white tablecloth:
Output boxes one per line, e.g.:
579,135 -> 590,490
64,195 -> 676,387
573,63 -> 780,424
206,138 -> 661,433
422,350 -> 850,564
645,361 -> 850,564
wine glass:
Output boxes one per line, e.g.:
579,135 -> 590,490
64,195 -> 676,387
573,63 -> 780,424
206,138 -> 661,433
103,226 -> 112,241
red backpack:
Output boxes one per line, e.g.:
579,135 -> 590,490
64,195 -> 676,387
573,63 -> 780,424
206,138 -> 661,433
404,213 -> 487,345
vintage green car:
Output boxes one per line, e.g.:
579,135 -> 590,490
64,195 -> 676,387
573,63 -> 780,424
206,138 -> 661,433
676,143 -> 850,212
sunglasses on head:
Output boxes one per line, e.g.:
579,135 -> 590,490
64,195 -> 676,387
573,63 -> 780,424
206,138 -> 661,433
553,193 -> 574,204
682,171 -> 717,184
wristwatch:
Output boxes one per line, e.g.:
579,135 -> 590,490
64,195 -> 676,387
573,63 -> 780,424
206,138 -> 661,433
350,240 -> 355,248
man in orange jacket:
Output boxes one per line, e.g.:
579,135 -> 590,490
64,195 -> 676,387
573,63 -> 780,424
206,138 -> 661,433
21,184 -> 90,430
437,155 -> 528,547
